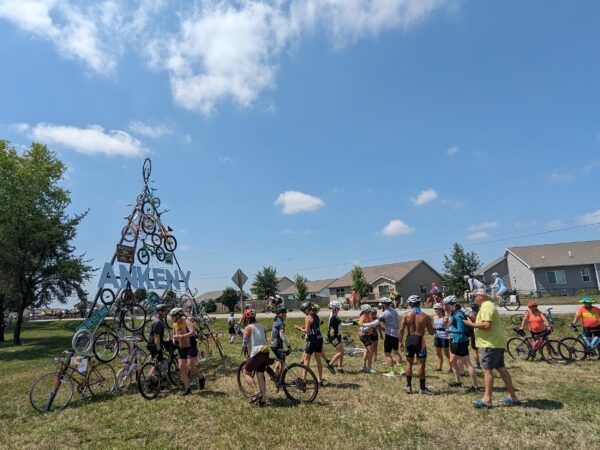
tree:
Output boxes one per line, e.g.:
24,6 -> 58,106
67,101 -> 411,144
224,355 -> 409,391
351,265 -> 370,299
443,242 -> 481,296
252,266 -> 278,300
204,299 -> 217,313
0,141 -> 93,345
221,287 -> 239,312
294,274 -> 308,303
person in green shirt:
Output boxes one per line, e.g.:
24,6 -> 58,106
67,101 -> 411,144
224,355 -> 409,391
464,289 -> 520,409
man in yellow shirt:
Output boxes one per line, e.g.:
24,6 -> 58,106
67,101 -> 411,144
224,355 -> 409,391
464,289 -> 520,409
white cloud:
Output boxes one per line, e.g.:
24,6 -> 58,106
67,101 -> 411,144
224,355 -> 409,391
219,155 -> 233,163
469,222 -> 498,231
129,121 -> 172,139
18,122 -> 145,157
575,209 -> 600,226
467,231 -> 489,240
547,161 -> 599,184
441,199 -> 467,210
446,145 -> 459,156
411,188 -> 438,206
274,191 -> 324,214
382,219 -> 414,236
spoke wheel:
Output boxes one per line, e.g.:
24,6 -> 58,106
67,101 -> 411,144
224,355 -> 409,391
155,246 -> 165,261
168,358 -> 183,388
282,363 -> 319,403
72,329 -> 93,354
164,235 -> 177,252
540,339 -> 564,364
142,201 -> 155,216
138,362 -> 161,400
150,233 -> 162,247
503,299 -> 521,311
559,337 -> 587,361
30,372 -> 73,413
93,330 -> 120,363
87,363 -> 116,397
122,225 -> 136,242
116,368 -> 132,391
236,362 -> 256,399
142,216 -> 156,234
506,337 -> 530,360
122,304 -> 147,332
137,248 -> 150,265
510,314 -> 524,326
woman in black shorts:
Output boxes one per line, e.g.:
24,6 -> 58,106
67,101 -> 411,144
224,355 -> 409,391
432,303 -> 451,372
327,301 -> 345,373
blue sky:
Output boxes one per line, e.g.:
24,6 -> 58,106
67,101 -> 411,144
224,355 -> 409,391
1,1 -> 599,303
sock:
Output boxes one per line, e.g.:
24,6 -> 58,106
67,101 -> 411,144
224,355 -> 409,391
420,379 -> 426,390
406,376 -> 412,388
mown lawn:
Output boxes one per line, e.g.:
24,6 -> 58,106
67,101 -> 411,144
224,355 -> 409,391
0,314 -> 598,450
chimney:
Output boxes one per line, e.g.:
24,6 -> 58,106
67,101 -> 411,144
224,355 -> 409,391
568,250 -> 573,258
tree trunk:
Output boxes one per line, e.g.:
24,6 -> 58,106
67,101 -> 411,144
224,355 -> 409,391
0,292 -> 5,342
13,309 -> 23,345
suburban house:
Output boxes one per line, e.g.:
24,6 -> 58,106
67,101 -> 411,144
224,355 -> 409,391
195,290 -> 250,304
279,278 -> 337,304
478,240 -> 600,296
327,260 -> 444,302
250,276 -> 294,300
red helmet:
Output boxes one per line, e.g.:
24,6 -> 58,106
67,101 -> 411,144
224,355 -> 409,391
527,301 -> 538,308
432,282 -> 437,286
246,308 -> 256,318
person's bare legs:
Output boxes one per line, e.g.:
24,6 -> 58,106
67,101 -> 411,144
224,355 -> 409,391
372,341 -> 379,364
435,347 -> 443,370
256,372 -> 266,400
497,367 -> 518,400
482,369 -> 494,404
330,344 -> 344,368
450,354 -> 462,383
314,353 -> 323,381
244,369 -> 258,395
444,347 -> 452,371
178,358 -> 190,389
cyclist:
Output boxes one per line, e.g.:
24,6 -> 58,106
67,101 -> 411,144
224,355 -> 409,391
491,273 -> 508,302
270,307 -> 291,375
357,304 -> 377,373
242,308 -> 269,406
227,312 -> 236,344
468,303 -> 481,370
572,296 -> 600,356
170,307 -> 206,395
327,301 -> 345,373
359,297 -> 404,377
295,302 -> 333,386
428,282 -> 442,305
370,308 -> 382,364
351,289 -> 359,309
445,296 -> 479,392
399,295 -> 435,395
432,303 -> 451,372
147,304 -> 169,376
519,301 -> 550,343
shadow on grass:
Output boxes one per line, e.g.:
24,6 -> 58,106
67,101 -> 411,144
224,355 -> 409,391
267,398 -> 328,408
0,334 -> 73,363
327,382 -> 361,390
522,399 -> 564,410
199,390 -> 228,398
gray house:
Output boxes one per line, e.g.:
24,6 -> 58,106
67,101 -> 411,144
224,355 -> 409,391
327,260 -> 444,302
478,240 -> 600,296
279,278 -> 336,304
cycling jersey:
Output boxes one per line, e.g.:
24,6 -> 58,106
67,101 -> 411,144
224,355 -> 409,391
173,319 -> 197,349
576,306 -> 600,329
447,310 -> 469,343
468,278 -> 486,292
328,314 -> 341,341
248,323 -> 268,357
433,316 -> 448,339
271,317 -> 287,348
306,312 -> 323,341
524,311 -> 545,333
357,312 -> 374,336
492,277 -> 507,293
378,308 -> 400,337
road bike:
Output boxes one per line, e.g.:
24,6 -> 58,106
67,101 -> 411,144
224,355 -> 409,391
237,348 -> 319,403
29,350 -> 116,413
510,307 -> 564,326
344,347 -> 367,357
137,237 -> 165,264
506,327 -> 563,363
182,293 -> 225,358
493,288 -> 521,311
559,325 -> 600,362
137,342 -> 182,400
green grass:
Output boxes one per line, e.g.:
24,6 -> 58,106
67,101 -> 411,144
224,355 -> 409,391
0,314 -> 599,450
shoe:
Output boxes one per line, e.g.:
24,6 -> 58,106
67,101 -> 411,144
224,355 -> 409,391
337,368 -> 345,374
250,394 -> 262,404
404,386 -> 412,394
419,386 -> 435,395
258,400 -> 267,407
366,368 -> 377,374
448,381 -> 462,387
362,367 -> 369,373
383,371 -> 396,377
465,386 -> 478,393
434,368 -> 442,372
473,399 -> 493,409
326,362 -> 336,374
475,363 -> 482,370
181,388 -> 192,396
501,397 -> 522,407
198,376 -> 206,391
318,380 -> 325,387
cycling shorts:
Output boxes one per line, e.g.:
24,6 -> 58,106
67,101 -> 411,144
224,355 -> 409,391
245,352 -> 270,373
450,341 -> 469,357
371,333 -> 379,342
384,335 -> 399,353
328,335 -> 342,347
146,344 -> 164,361
434,337 -> 450,348
497,288 -> 508,296
178,345 -> 199,360
405,335 -> 427,358
305,338 -> 323,355
359,334 -> 373,348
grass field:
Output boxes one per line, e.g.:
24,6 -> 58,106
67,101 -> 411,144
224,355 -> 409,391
1,313 -> 599,450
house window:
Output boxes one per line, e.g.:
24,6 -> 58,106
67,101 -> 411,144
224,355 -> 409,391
546,270 -> 567,285
335,288 -> 345,298
378,285 -> 390,296
581,268 -> 591,283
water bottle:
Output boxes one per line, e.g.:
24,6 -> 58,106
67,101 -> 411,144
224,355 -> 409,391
582,335 -> 592,347
591,336 -> 600,349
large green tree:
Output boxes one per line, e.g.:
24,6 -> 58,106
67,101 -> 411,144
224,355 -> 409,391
443,242 -> 481,296
220,287 -> 239,312
351,265 -> 370,299
252,266 -> 278,300
294,274 -> 308,303
0,141 -> 93,345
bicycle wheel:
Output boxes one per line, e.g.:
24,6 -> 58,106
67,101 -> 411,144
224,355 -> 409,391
559,337 -> 587,361
93,329 -> 120,363
506,337 -> 530,360
142,201 -> 155,216
141,319 -> 153,342
168,357 -> 182,388
30,372 -> 73,413
121,289 -> 134,304
122,304 -> 147,332
72,329 -> 93,354
342,301 -> 351,311
155,246 -> 165,261
510,314 -> 524,326
138,361 -> 161,400
540,340 -> 564,364
122,225 -> 136,242
99,288 -> 115,306
236,362 -> 255,399
137,248 -> 150,265
150,233 -> 162,247
164,235 -> 177,252
503,298 -> 521,311
282,363 -> 319,403
142,216 -> 156,234
87,363 -> 116,397
116,368 -> 133,391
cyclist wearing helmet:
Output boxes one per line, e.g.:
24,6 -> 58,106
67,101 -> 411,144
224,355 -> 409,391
432,303 -> 451,372
295,302 -> 333,386
446,296 -> 479,392
519,301 -> 550,339
170,307 -> 206,395
271,308 -> 291,375
327,301 -> 345,373
147,304 -> 169,363
228,312 -> 237,344
572,297 -> 600,352
359,297 -> 404,377
491,273 -> 508,302
399,295 -> 435,394
357,304 -> 376,373
242,308 -> 268,406
468,303 -> 481,370
370,308 -> 383,364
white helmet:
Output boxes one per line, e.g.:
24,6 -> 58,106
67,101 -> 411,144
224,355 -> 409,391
329,300 -> 342,310
169,307 -> 184,317
433,303 -> 443,310
463,275 -> 470,281
361,304 -> 372,312
492,272 -> 499,278
378,297 -> 392,306
407,295 -> 421,305
443,295 -> 457,306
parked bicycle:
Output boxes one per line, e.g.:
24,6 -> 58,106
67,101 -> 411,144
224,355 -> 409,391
237,348 -> 319,403
116,336 -> 150,390
506,327 -> 563,363
137,342 -> 182,400
510,307 -> 564,326
30,350 -> 116,413
137,237 -> 165,264
559,325 -> 600,362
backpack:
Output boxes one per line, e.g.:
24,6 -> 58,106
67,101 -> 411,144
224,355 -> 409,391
456,310 -> 474,338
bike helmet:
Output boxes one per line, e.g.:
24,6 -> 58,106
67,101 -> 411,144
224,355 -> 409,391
361,304 -> 372,312
275,307 -> 287,315
156,303 -> 169,312
433,303 -> 443,310
329,300 -> 342,310
463,275 -> 470,281
300,302 -> 312,312
527,301 -> 538,308
580,296 -> 594,303
492,272 -> 500,278
246,308 -> 257,317
313,304 -> 321,313
169,307 -> 183,317
442,295 -> 456,306
407,295 -> 421,305
244,303 -> 253,310
379,297 -> 392,306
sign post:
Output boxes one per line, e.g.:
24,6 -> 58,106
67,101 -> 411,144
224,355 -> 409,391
231,269 -> 248,313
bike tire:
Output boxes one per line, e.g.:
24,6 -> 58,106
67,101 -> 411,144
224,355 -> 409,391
168,357 -> 182,388
142,201 -> 155,216
236,361 -> 255,399
121,225 -> 136,242
116,368 -> 132,391
138,361 -> 161,400
93,329 -> 120,363
342,302 -> 351,311
150,233 -> 162,247
137,248 -> 150,265
72,329 -> 93,354
559,337 -> 587,361
121,289 -> 134,304
155,246 -> 165,261
164,235 -> 177,252
142,215 -> 156,234
503,299 -> 521,311
30,372 -> 74,413
212,333 -> 225,358
86,363 -> 116,397
282,363 -> 319,403
540,339 -> 564,364
510,314 -> 524,326
506,337 -> 530,360
122,303 -> 147,332
99,288 -> 116,306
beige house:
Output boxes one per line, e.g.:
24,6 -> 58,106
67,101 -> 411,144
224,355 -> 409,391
279,278 -> 337,304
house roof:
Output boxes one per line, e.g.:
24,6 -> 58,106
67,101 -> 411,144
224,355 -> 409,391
328,260 -> 440,289
195,290 -> 248,302
476,255 -> 506,275
279,278 -> 337,296
506,240 -> 600,269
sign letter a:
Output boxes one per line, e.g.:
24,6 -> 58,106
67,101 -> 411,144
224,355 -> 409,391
98,263 -> 119,289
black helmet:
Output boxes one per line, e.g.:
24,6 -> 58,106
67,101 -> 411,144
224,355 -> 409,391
275,307 -> 287,315
156,304 -> 169,312
300,302 -> 312,312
